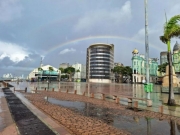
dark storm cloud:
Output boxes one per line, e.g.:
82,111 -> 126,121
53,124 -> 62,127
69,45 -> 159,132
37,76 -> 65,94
0,57 -> 14,67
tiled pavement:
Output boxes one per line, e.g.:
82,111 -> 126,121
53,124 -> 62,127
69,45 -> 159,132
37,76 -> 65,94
0,83 -> 71,135
0,89 -> 18,135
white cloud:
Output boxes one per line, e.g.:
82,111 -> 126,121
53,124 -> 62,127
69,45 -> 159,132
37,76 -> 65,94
59,48 -> 76,55
74,1 -> 132,32
0,41 -> 29,62
0,0 -> 23,22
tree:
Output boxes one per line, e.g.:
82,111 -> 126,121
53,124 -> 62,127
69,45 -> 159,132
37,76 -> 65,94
113,66 -> 132,76
160,14 -> 180,105
158,62 -> 168,73
38,67 -> 43,81
48,66 -> 54,82
61,74 -> 68,79
112,66 -> 132,83
59,68 -> 64,73
64,67 -> 75,81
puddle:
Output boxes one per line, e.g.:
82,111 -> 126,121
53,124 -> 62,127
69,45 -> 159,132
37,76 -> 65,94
48,97 -> 85,111
48,98 -> 180,135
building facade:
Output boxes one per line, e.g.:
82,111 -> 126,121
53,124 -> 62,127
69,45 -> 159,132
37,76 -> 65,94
173,41 -> 180,74
28,65 -> 60,82
72,63 -> 86,82
160,51 -> 168,65
132,49 -> 158,83
114,62 -> 124,67
86,43 -> 114,83
59,63 -> 69,69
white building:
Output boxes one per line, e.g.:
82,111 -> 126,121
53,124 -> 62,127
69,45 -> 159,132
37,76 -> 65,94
3,73 -> 13,78
28,65 -> 60,81
72,63 -> 86,82
59,63 -> 70,69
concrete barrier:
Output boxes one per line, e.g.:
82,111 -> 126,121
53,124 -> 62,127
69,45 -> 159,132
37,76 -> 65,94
83,92 -> 86,96
159,106 -> 163,113
90,93 -> 94,98
115,97 -> 120,104
146,100 -> 152,107
134,101 -> 138,109
101,93 -> 105,100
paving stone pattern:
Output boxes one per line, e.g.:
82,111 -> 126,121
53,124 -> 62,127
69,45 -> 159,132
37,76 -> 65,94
2,88 -> 56,135
24,91 -> 180,135
26,91 -> 130,135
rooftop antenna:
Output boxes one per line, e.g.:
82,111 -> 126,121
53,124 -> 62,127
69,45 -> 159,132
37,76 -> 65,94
40,57 -> 43,68
164,10 -> 167,24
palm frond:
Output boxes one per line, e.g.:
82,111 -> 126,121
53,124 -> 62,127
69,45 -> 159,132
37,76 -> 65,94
161,14 -> 180,42
168,24 -> 180,38
164,15 -> 180,35
160,35 -> 168,43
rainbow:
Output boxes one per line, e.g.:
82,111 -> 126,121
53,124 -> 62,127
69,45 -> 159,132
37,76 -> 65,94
45,35 -> 162,55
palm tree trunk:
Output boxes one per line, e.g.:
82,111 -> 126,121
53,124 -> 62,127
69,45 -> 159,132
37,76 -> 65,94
168,51 -> 175,105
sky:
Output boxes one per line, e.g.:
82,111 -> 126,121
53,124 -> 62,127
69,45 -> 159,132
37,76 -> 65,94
0,0 -> 180,77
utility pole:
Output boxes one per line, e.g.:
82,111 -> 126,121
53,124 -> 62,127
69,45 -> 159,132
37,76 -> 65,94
145,0 -> 150,99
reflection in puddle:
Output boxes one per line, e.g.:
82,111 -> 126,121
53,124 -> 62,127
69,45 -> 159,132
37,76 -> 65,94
48,98 -> 180,135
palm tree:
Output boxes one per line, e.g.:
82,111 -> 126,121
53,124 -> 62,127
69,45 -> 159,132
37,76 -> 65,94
160,14 -> 180,106
38,67 -> 43,82
76,69 -> 80,82
59,68 -> 64,73
48,66 -> 54,83
67,70 -> 72,81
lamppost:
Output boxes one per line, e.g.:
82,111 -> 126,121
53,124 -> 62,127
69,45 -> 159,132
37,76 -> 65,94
145,0 -> 150,99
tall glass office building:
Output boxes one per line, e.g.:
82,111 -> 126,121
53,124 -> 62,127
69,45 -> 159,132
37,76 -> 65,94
86,43 -> 114,83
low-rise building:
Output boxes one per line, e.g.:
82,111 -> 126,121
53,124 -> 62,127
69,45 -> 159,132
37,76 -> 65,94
28,65 -> 60,82
114,62 -> 124,67
160,51 -> 168,65
132,49 -> 158,83
72,63 -> 86,82
173,41 -> 180,74
59,63 -> 70,69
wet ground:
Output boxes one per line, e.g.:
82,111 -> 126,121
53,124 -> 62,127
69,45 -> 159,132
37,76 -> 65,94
2,88 -> 56,135
7,81 -> 180,134
9,81 -> 180,116
48,97 -> 180,135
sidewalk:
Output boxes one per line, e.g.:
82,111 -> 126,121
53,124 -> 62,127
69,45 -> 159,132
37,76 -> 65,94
0,82 -> 71,135
14,91 -> 71,135
0,88 -> 18,135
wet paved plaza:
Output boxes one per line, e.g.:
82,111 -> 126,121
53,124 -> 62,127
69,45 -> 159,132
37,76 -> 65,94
48,98 -> 180,135
10,81 -> 180,111
7,81 -> 180,134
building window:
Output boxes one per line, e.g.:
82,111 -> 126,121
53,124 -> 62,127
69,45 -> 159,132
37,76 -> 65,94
134,61 -> 136,65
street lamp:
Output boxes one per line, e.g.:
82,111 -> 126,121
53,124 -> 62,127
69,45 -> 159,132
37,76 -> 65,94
144,0 -> 150,99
